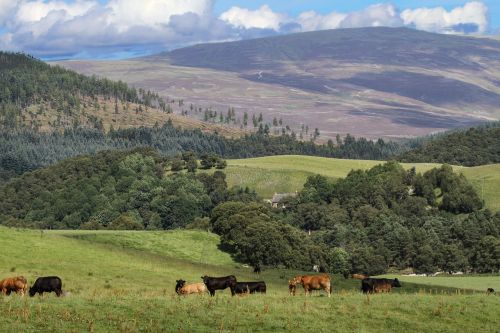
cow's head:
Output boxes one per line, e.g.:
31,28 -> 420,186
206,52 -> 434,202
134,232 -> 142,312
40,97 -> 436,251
175,280 -> 186,294
201,276 -> 209,284
28,286 -> 36,297
392,278 -> 402,287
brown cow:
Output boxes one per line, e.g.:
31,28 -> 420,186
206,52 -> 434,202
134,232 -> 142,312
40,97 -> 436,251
175,280 -> 207,295
0,276 -> 28,296
290,274 -> 331,297
351,274 -> 369,280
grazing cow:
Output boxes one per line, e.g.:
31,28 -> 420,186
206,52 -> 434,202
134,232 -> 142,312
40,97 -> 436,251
29,276 -> 63,297
175,279 -> 207,295
290,274 -> 331,297
486,288 -> 495,295
201,275 -> 237,296
361,278 -> 401,294
0,276 -> 28,296
351,274 -> 369,280
234,281 -> 266,295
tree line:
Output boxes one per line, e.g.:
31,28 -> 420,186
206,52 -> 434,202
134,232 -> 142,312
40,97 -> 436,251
1,148 -> 497,274
398,122 -> 500,166
210,162 -> 498,275
0,124 -> 407,183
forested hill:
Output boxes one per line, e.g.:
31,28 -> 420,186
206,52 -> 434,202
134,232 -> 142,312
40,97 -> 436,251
0,125 -> 405,182
399,123 -> 500,166
1,147 -> 497,275
0,52 -> 169,131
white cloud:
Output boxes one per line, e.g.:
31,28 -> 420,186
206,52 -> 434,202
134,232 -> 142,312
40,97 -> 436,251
339,3 -> 403,29
401,1 -> 489,34
14,0 -> 96,24
297,4 -> 402,31
105,0 -> 214,32
0,0 -> 21,25
297,11 -> 346,32
219,5 -> 286,31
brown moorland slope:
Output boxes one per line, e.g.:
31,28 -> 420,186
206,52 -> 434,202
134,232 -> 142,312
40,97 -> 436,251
57,27 -> 500,140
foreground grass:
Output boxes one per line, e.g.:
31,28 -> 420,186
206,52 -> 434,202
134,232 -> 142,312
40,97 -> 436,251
226,156 -> 499,211
1,227 -> 498,332
2,293 -> 499,333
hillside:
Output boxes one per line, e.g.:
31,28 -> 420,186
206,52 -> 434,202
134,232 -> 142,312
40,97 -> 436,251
224,155 -> 500,211
2,228 -> 498,332
399,123 -> 500,166
0,52 -> 241,136
58,27 -> 500,139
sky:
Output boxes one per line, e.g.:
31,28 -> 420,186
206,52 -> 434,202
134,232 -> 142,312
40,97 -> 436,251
0,1 -> 498,59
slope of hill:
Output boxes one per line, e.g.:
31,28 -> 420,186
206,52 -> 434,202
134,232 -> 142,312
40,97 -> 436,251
0,52 -> 241,136
399,123 -> 500,166
58,27 -> 500,139
224,155 -> 499,211
2,228 -> 498,332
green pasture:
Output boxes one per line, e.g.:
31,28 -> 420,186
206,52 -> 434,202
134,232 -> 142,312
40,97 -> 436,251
226,156 -> 500,211
0,227 -> 498,332
380,274 -> 500,292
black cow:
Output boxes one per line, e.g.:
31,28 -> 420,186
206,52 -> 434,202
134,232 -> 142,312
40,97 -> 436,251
487,288 -> 495,295
201,275 -> 237,296
29,276 -> 63,297
234,281 -> 266,295
253,265 -> 261,274
361,278 -> 401,294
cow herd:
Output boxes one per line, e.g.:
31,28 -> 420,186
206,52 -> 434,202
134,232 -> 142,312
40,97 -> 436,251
6,272 -> 494,298
175,273 -> 402,297
176,275 -> 267,296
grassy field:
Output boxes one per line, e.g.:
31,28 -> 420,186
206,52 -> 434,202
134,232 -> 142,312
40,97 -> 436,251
225,155 -> 500,211
380,275 -> 500,291
1,227 -> 499,332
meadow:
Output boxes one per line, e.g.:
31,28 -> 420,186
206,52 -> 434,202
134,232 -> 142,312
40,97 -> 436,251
380,275 -> 500,291
1,227 -> 498,332
225,155 -> 500,211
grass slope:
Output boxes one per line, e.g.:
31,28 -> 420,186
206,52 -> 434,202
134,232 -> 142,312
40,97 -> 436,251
1,227 -> 499,332
59,230 -> 235,266
225,156 -> 499,211
461,164 -> 500,212
381,275 -> 500,291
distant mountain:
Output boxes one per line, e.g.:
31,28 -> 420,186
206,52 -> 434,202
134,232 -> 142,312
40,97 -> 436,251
165,27 -> 500,72
59,27 -> 500,139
